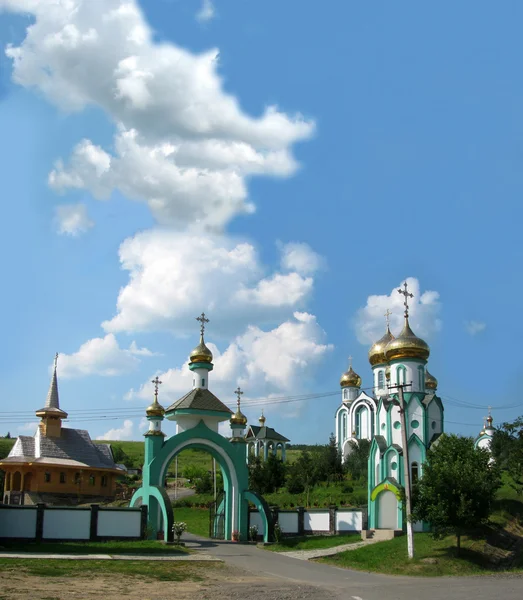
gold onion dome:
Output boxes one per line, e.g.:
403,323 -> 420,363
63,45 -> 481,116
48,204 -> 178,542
425,369 -> 438,390
259,412 -> 266,426
189,335 -> 213,363
340,365 -> 362,388
146,398 -> 165,417
385,318 -> 430,362
368,327 -> 395,366
230,409 -> 247,426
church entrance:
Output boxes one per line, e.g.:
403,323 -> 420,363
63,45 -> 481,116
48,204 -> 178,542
377,490 -> 398,529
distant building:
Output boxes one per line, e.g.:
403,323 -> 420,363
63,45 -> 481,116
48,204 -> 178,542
245,412 -> 290,461
474,412 -> 495,458
0,355 -> 122,506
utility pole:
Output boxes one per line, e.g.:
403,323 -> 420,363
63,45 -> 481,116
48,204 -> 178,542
388,381 -> 415,560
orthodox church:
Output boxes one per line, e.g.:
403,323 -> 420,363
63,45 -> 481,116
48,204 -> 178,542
1,356 -> 121,506
335,284 -> 444,531
474,411 -> 495,454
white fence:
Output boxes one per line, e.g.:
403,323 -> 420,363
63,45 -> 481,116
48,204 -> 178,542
0,504 -> 146,541
249,506 -> 365,537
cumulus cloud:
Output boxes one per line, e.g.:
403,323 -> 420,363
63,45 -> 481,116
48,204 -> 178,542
126,312 -> 333,417
102,230 -> 317,335
355,277 -> 442,345
2,0 -> 314,230
196,0 -> 215,23
465,320 -> 486,335
280,242 -> 323,275
55,203 -> 94,236
57,333 -> 156,378
97,419 -> 134,441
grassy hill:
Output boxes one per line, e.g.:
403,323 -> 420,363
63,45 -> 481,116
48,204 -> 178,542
0,438 -> 15,460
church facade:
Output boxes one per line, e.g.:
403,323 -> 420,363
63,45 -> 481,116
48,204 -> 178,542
335,284 -> 444,531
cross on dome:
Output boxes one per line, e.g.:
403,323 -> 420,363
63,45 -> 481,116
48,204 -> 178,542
348,355 -> 353,368
152,376 -> 162,401
397,282 -> 414,318
384,309 -> 392,326
196,312 -> 209,336
234,386 -> 244,409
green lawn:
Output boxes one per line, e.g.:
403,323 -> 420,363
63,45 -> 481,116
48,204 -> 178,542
265,534 -> 361,552
0,558 -> 221,581
173,506 -> 211,538
0,540 -> 188,555
318,532 -> 522,576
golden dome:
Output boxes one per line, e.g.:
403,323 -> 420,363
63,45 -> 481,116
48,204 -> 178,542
259,412 -> 266,426
385,318 -> 429,362
146,398 -> 165,417
425,369 -> 438,390
368,327 -> 395,366
189,335 -> 213,363
340,365 -> 362,388
230,409 -> 247,426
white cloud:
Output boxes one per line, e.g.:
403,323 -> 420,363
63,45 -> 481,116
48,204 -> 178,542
196,0 -> 215,23
126,312 -> 333,417
97,419 -> 134,441
3,0 -> 314,231
465,320 -> 486,335
355,277 -> 442,345
102,230 -> 317,335
55,203 -> 94,236
57,333 -> 155,378
280,242 -> 323,275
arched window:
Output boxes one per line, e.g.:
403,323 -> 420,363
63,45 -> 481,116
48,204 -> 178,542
378,370 -> 385,390
342,412 -> 347,440
411,462 -> 419,484
396,365 -> 407,385
418,366 -> 425,391
343,389 -> 348,400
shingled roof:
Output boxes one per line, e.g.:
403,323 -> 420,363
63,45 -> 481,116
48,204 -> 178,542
2,427 -> 119,471
245,425 -> 289,443
165,388 -> 233,415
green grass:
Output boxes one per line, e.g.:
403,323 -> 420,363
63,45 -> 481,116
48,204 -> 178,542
0,540 -> 188,555
0,558 -> 221,581
173,506 -> 211,538
265,533 -> 361,552
318,532 -> 522,576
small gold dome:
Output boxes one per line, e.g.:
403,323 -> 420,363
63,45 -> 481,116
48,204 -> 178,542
259,412 -> 266,426
230,409 -> 247,426
340,365 -> 362,388
146,399 -> 165,417
385,318 -> 429,362
369,327 -> 395,367
425,369 -> 438,390
189,335 -> 213,363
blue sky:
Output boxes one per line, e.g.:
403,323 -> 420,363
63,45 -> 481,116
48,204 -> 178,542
0,0 -> 522,443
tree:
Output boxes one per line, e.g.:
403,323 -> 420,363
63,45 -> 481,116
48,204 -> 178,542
411,434 -> 501,555
286,450 -> 320,506
110,444 -> 131,466
490,416 -> 523,495
344,439 -> 371,483
318,433 -> 344,482
248,454 -> 286,494
5,432 -> 11,439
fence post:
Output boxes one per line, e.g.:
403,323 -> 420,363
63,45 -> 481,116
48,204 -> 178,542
140,505 -> 148,539
35,503 -> 45,541
329,505 -> 337,535
297,506 -> 305,536
90,504 -> 99,541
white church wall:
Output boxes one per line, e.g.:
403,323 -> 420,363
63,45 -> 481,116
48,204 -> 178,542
304,511 -> 329,531
0,506 -> 37,538
43,509 -> 90,539
98,509 -> 142,538
390,405 -> 402,446
386,451 -> 400,480
390,362 -> 425,393
428,399 -> 442,438
408,398 -> 424,443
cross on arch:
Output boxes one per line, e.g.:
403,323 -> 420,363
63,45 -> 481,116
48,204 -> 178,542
151,376 -> 162,401
196,312 -> 209,336
397,281 -> 414,318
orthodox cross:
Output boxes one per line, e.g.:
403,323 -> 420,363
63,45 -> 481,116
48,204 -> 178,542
234,386 -> 243,410
152,376 -> 162,402
487,405 -> 492,417
397,281 -> 414,318
348,355 -> 353,368
196,312 -> 209,336
54,352 -> 59,370
384,309 -> 392,327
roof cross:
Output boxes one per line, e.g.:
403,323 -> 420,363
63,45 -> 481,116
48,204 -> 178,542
397,281 -> 414,318
348,355 -> 353,368
234,386 -> 244,410
384,309 -> 392,327
54,352 -> 59,370
151,376 -> 162,402
196,312 -> 209,336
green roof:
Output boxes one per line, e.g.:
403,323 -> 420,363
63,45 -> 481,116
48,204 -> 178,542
245,425 -> 289,443
165,388 -> 233,415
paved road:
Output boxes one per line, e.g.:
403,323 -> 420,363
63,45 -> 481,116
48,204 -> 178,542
165,486 -> 195,502
185,534 -> 523,600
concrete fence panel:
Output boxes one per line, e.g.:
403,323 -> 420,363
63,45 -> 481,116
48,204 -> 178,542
98,509 -> 141,538
0,506 -> 37,538
43,508 -> 91,540
335,509 -> 362,532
